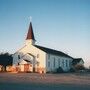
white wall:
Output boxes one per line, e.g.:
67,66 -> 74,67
12,44 -> 46,71
46,54 -> 73,72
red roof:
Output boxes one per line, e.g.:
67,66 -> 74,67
26,22 -> 35,40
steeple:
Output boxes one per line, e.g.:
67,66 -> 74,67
26,22 -> 35,40
25,21 -> 36,45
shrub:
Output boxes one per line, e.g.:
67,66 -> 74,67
75,64 -> 85,70
56,67 -> 64,73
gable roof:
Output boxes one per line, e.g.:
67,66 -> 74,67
35,45 -> 73,58
72,58 -> 84,65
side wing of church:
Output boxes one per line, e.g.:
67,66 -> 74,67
12,21 -> 83,73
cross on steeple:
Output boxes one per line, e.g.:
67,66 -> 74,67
30,16 -> 32,22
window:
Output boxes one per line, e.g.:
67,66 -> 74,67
18,55 -> 20,59
66,60 -> 68,67
37,54 -> 39,58
53,58 -> 55,67
48,62 -> 50,67
58,59 -> 60,67
62,59 -> 64,67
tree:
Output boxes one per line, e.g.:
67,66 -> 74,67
0,52 -> 13,71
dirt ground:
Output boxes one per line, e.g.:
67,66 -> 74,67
0,72 -> 90,90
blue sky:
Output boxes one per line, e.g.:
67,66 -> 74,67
0,0 -> 90,67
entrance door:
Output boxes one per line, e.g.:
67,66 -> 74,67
24,64 -> 29,72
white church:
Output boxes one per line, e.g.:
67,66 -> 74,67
12,21 -> 84,73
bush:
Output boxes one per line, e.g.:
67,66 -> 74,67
56,67 -> 64,73
75,65 -> 85,70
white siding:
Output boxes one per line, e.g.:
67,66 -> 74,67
13,45 -> 46,72
46,54 -> 73,72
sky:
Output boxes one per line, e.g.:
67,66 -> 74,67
0,0 -> 90,67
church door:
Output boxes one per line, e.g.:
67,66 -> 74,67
24,64 -> 29,72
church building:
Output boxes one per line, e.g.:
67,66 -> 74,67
12,21 -> 83,73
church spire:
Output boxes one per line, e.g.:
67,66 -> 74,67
25,20 -> 36,45
26,22 -> 35,40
